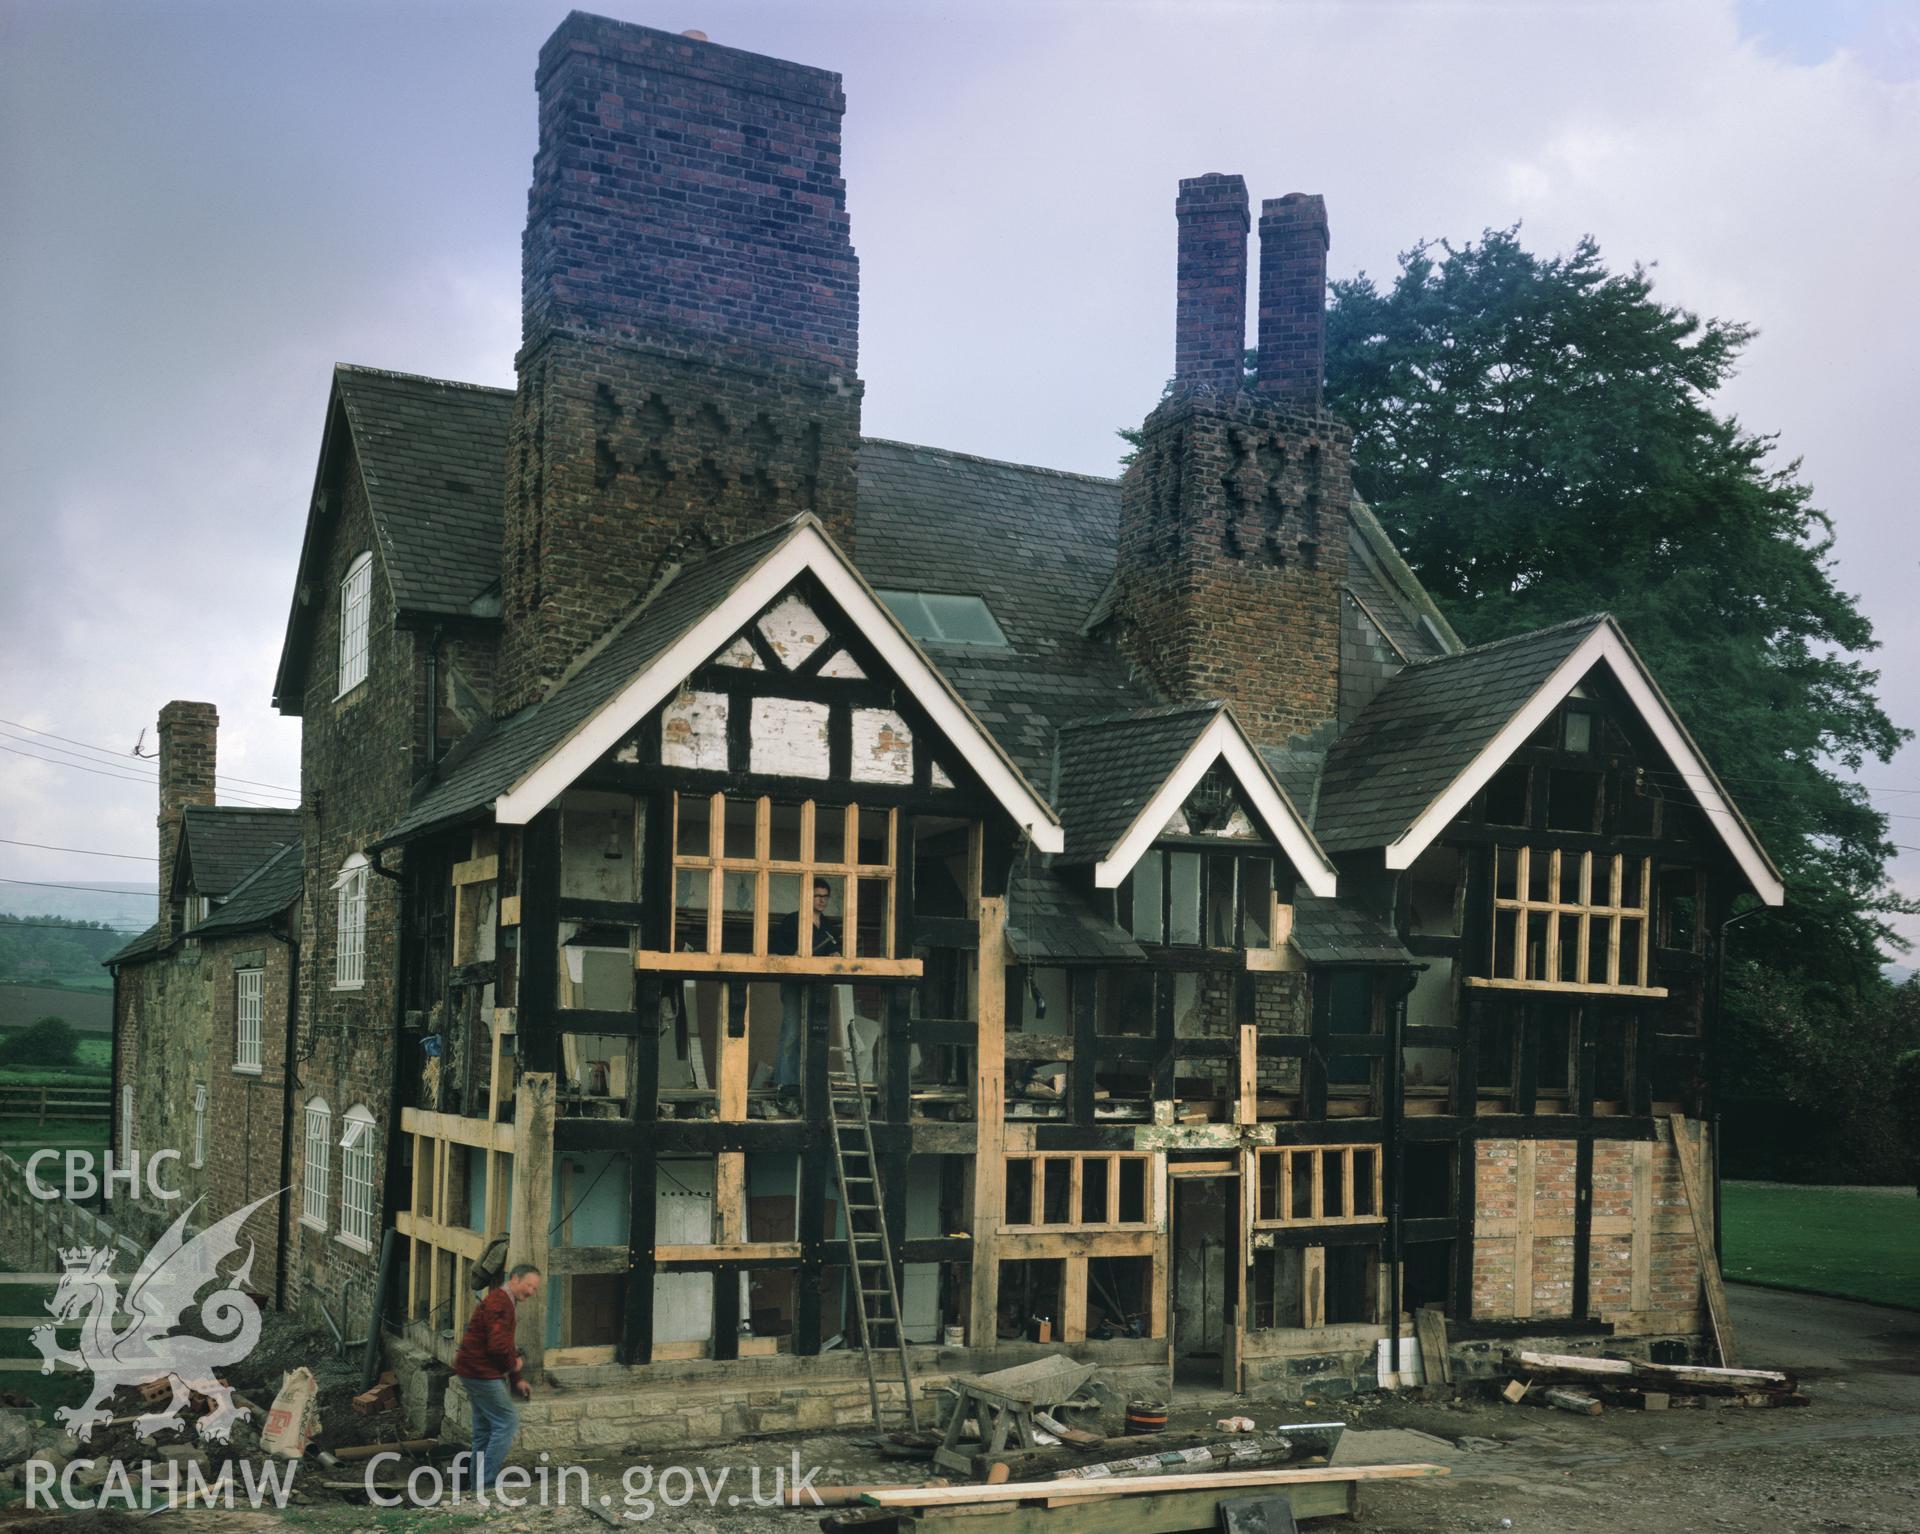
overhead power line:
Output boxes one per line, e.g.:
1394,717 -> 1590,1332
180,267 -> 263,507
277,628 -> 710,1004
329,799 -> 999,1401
0,741 -> 293,809
0,716 -> 300,796
0,838 -> 158,861
0,876 -> 155,897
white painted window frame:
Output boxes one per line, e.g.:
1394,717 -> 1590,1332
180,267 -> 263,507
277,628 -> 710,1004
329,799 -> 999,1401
234,968 -> 263,1073
337,551 -> 373,698
334,855 -> 368,991
302,1098 -> 332,1230
337,1106 -> 377,1253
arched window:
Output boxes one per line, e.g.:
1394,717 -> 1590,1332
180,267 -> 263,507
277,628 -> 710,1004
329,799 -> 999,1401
302,1098 -> 332,1229
334,854 -> 368,990
339,1106 -> 377,1252
338,551 -> 372,696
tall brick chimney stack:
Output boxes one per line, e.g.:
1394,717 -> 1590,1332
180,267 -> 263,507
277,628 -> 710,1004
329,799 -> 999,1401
156,701 -> 216,941
497,13 -> 863,714
1256,194 -> 1329,407
1174,174 -> 1250,392
1114,182 -> 1349,750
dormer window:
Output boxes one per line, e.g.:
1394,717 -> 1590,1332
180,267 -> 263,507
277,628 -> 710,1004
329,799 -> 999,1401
337,551 -> 372,697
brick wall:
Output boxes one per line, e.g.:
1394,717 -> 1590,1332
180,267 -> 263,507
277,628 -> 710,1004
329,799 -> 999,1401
1116,392 -> 1351,748
1473,1133 -> 1706,1334
497,338 -> 861,712
498,14 -> 863,712
1256,195 -> 1328,407
1175,174 -> 1249,392
1529,1138 -> 1577,1318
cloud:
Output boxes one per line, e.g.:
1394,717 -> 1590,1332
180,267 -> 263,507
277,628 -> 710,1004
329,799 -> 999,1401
2,0 -> 1914,951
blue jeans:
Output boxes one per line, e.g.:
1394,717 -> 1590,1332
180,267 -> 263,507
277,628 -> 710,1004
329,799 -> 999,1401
464,1376 -> 518,1491
775,983 -> 806,1091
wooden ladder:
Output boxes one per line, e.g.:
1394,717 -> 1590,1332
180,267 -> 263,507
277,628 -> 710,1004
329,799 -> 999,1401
826,1039 -> 920,1430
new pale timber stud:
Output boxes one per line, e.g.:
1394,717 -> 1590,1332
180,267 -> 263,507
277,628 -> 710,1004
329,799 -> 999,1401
507,1072 -> 555,1370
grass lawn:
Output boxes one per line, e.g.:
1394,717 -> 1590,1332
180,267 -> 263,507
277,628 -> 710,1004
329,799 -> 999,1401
0,1267 -> 91,1422
1722,1180 -> 1920,1310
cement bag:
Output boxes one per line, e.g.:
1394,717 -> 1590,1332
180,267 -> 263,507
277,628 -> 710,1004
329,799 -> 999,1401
261,1366 -> 320,1458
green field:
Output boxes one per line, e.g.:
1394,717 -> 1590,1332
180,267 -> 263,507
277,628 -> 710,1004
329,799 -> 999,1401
0,1268 -> 91,1421
1722,1180 -> 1920,1310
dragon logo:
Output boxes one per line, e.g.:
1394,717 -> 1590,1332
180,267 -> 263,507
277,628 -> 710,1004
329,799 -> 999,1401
32,1191 -> 276,1444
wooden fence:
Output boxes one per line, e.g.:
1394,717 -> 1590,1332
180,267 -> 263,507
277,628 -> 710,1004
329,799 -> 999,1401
0,1082 -> 111,1127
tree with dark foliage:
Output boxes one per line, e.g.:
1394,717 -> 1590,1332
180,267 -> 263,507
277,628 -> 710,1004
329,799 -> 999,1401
1324,228 -> 1914,1179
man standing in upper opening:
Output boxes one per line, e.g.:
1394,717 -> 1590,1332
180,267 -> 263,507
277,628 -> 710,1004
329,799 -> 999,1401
452,1262 -> 541,1493
772,876 -> 839,1114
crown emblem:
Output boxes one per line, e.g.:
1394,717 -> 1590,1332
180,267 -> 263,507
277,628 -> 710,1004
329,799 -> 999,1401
59,1245 -> 102,1273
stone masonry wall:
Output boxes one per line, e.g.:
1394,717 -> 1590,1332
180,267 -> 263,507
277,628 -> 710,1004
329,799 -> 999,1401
290,439 -> 413,1331
106,925 -> 289,1286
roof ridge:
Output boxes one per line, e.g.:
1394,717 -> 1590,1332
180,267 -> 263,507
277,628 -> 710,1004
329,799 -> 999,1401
1058,700 -> 1222,734
334,362 -> 515,397
860,436 -> 1120,488
184,803 -> 299,818
1403,612 -> 1610,668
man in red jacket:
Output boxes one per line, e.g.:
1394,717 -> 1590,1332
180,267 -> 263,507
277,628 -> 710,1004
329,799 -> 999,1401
453,1263 -> 541,1493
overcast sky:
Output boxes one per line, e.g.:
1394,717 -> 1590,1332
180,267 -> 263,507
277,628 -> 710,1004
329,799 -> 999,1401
3,0 -> 1916,954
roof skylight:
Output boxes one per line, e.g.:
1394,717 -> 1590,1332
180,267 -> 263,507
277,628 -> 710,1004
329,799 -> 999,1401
877,590 -> 1009,647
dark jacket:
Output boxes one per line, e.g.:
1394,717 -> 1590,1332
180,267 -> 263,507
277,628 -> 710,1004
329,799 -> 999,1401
452,1287 -> 523,1385
772,908 -> 840,958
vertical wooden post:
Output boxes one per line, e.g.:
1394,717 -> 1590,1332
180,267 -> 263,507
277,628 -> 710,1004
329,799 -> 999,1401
1629,1138 -> 1653,1313
1512,1140 -> 1536,1320
968,892 -> 1008,1349
507,1071 -> 555,1371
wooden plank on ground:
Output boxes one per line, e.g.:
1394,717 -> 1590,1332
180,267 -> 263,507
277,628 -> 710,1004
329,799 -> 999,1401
1414,1305 -> 1452,1386
858,1463 -> 1449,1509
1665,1115 -> 1737,1367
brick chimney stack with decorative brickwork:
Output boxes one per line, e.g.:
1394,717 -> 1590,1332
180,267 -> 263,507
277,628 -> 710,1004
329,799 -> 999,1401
1257,194 -> 1329,407
1175,174 -> 1250,392
496,13 -> 864,715
156,701 -> 216,941
1114,183 -> 1349,750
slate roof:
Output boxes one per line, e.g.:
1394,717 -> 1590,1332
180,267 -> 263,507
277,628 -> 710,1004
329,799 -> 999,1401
177,806 -> 300,899
1290,895 -> 1415,966
103,922 -> 167,966
1314,616 -> 1606,853
383,519 -> 804,843
1053,703 -> 1222,866
1006,865 -> 1144,965
107,832 -> 302,968
856,440 -> 1154,787
192,842 -> 303,938
333,366 -> 515,617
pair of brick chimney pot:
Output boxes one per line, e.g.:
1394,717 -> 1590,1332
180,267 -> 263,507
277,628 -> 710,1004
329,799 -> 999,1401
1174,173 -> 1327,407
